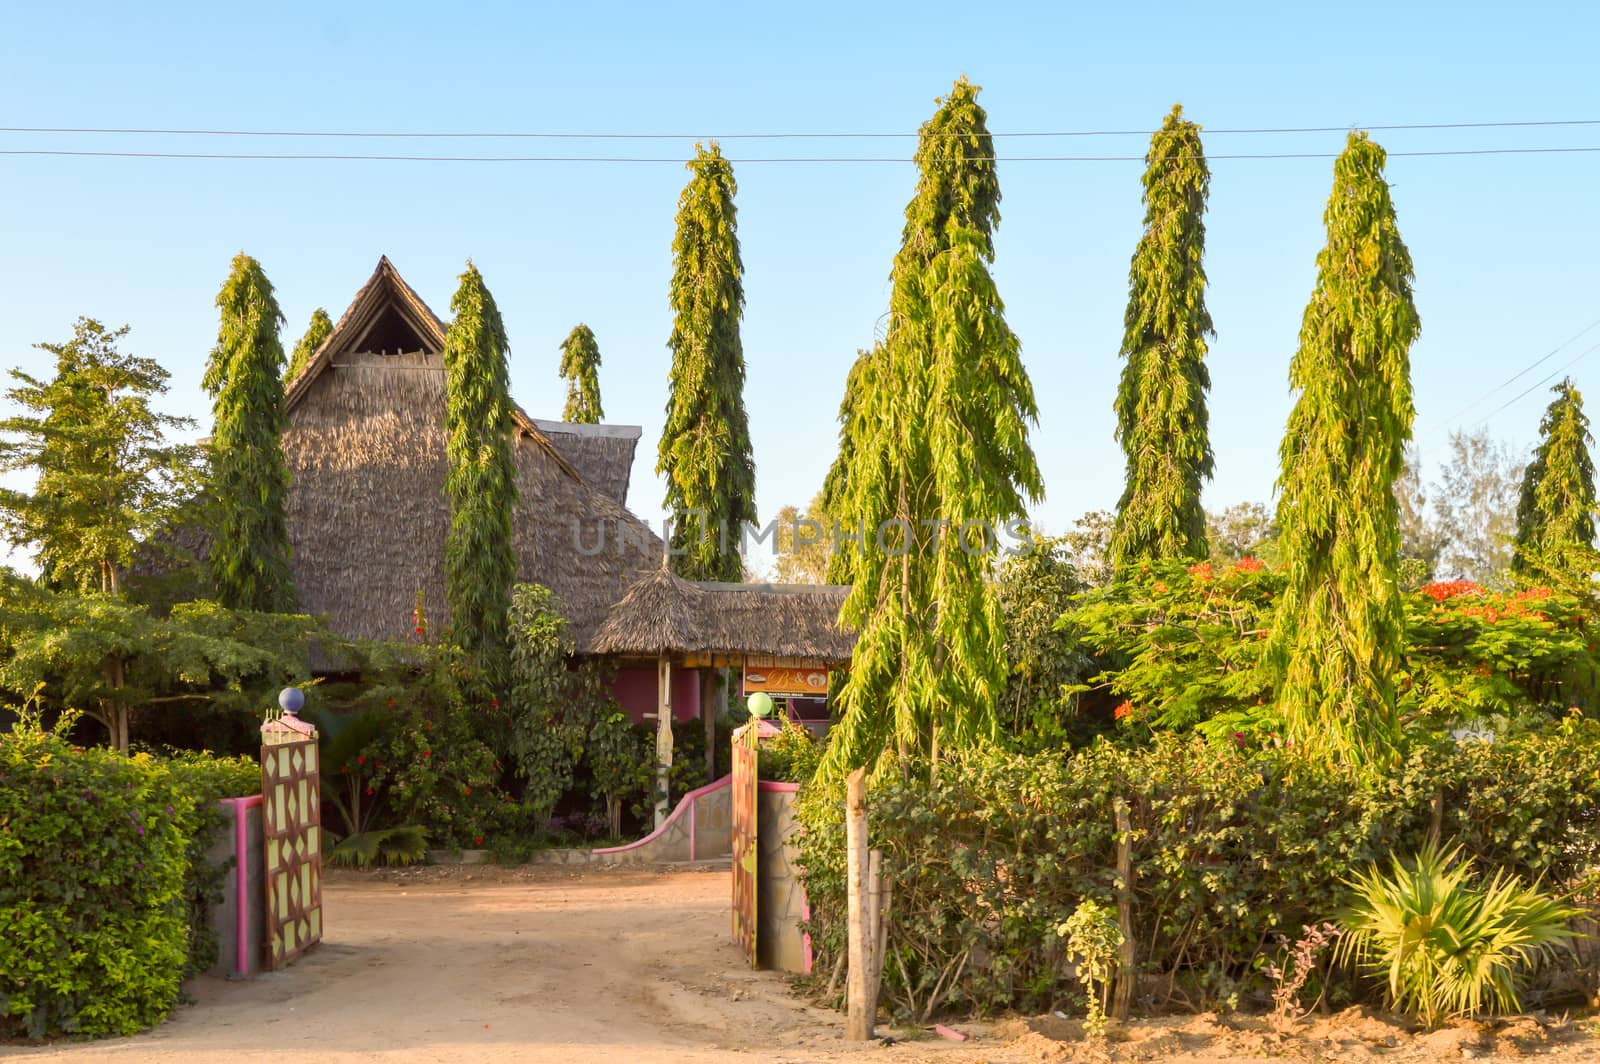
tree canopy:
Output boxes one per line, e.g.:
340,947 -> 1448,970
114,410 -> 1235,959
559,324 -> 604,424
658,142 -> 756,582
286,307 -> 332,383
204,254 -> 295,613
0,319 -> 199,595
1514,378 -> 1597,576
442,261 -> 519,653
823,77 -> 1042,774
1268,132 -> 1419,767
1110,104 -> 1215,567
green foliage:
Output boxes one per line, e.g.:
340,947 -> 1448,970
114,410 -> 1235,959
658,142 -> 756,582
1057,900 -> 1124,1036
1205,502 -> 1279,568
1514,379 -> 1597,577
756,720 -> 821,782
0,717 -> 197,1039
819,346 -> 879,587
994,536 -> 1094,743
1336,844 -> 1581,1027
587,710 -> 649,836
327,825 -> 428,868
795,722 -> 1600,1022
1110,104 -> 1214,568
0,578 -> 318,752
558,323 -> 604,424
442,261 -> 519,653
1269,133 -> 1419,768
285,306 -> 332,384
0,318 -> 201,596
824,78 -> 1042,774
205,253 -> 295,613
1065,562 -> 1600,736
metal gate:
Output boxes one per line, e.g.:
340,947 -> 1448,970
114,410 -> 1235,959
731,721 -> 759,967
260,707 -> 323,970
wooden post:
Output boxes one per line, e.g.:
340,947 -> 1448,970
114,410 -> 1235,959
1112,797 -> 1135,1023
866,848 -> 885,1028
655,653 -> 673,828
845,767 -> 873,1041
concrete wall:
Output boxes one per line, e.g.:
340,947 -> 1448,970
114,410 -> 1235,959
586,774 -> 733,865
756,786 -> 809,974
206,799 -> 266,978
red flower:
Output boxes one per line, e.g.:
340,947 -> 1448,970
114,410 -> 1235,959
388,699 -> 396,708
1113,701 -> 1134,721
423,750 -> 431,758
1187,561 -> 1214,580
415,627 -> 424,635
474,837 -> 484,847
1420,580 -> 1485,602
464,786 -> 472,795
340,766 -> 348,774
490,699 -> 499,708
365,787 -> 374,796
1234,556 -> 1264,573
357,755 -> 366,764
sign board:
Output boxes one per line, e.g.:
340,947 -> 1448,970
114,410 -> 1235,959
743,655 -> 830,697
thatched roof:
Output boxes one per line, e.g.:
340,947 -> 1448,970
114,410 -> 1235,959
592,568 -> 855,664
530,419 -> 641,506
279,257 -> 661,651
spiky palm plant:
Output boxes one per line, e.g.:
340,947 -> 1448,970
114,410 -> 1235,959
1336,844 -> 1580,1028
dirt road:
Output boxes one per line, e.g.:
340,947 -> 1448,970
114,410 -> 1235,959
9,863 -> 995,1064
13,863 -> 1600,1063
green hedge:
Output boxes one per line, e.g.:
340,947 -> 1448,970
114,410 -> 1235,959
0,722 -> 258,1039
796,721 -> 1600,1021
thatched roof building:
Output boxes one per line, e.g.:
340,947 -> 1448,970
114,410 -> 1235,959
593,567 -> 855,664
280,257 -> 661,651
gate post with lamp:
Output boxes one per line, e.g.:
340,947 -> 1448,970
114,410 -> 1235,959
729,690 -> 770,968
260,687 -> 323,970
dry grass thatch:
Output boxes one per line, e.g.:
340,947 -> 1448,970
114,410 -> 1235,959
531,419 -> 640,507
278,257 -> 661,651
592,568 -> 855,663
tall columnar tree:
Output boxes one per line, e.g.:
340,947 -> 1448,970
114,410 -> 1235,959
442,261 -> 519,652
657,142 -> 756,581
559,323 -> 604,424
286,307 -> 333,383
1109,104 -> 1215,567
824,77 -> 1043,774
0,319 -> 199,595
1513,378 -> 1597,574
205,253 -> 296,612
1268,133 -> 1419,767
820,345 -> 881,585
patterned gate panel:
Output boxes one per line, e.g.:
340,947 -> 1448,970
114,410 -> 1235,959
731,722 -> 759,967
261,712 -> 322,970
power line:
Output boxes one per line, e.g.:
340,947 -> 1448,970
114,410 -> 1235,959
6,145 -> 1600,164
5,118 -> 1600,140
1471,340 -> 1600,430
1436,314 -> 1600,426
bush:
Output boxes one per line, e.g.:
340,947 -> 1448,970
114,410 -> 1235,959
1337,844 -> 1581,1027
795,721 -> 1600,1022
162,750 -> 259,979
0,718 -> 198,1039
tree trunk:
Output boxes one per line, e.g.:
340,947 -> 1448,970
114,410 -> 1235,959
1113,797 -> 1136,1023
845,767 -> 874,1041
655,654 -> 674,827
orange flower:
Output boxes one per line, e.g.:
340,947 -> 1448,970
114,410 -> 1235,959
1114,701 -> 1134,721
1187,561 -> 1214,580
1234,556 -> 1264,573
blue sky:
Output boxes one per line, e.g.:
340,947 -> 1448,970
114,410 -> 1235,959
3,1 -> 1599,574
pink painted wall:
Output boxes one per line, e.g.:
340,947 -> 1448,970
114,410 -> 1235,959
610,665 -> 703,723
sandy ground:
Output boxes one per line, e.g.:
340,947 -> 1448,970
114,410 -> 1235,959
8,863 -> 998,1064
11,863 -> 1600,1063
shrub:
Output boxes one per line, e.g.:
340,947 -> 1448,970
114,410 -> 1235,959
758,721 -> 821,783
0,718 -> 198,1039
161,750 -> 259,979
1336,844 -> 1581,1027
795,721 -> 1600,1022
